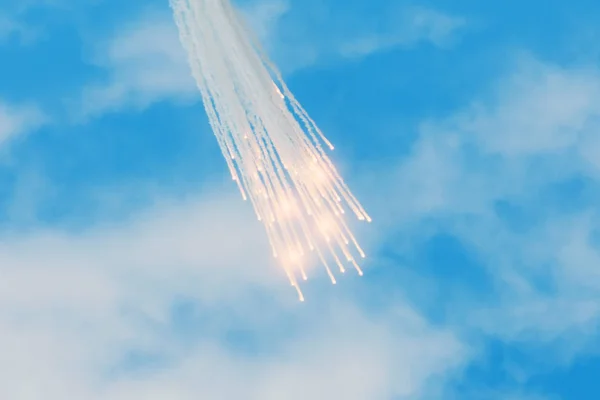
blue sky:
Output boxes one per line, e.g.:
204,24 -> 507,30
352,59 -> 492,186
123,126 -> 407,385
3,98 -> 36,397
1,0 -> 600,398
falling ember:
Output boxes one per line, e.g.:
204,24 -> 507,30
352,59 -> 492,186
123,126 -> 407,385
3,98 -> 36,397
170,0 -> 371,300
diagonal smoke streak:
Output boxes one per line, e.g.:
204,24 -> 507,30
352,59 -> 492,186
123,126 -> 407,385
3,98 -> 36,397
170,0 -> 370,300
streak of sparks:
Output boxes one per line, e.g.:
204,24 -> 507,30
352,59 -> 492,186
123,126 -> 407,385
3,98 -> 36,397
170,0 -> 371,300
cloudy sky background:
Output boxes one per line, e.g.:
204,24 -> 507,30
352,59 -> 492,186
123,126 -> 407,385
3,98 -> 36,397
1,0 -> 599,398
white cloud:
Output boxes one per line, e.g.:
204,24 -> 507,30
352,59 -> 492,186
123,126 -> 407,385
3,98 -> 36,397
0,101 -> 46,145
96,302 -> 464,400
0,188 -> 274,307
367,54 -> 600,358
77,12 -> 197,119
463,57 -> 600,157
0,185 -> 467,399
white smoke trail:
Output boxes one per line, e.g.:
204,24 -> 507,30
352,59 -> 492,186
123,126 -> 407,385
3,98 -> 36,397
170,0 -> 370,300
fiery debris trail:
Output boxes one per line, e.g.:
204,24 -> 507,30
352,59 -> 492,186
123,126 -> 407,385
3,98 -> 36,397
170,0 -> 370,300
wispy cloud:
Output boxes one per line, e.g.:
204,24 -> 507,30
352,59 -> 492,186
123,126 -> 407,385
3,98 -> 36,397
71,2 -> 465,119
74,1 -> 293,119
243,0 -> 467,72
337,6 -> 466,58
76,12 -> 197,119
0,4 -> 49,45
463,57 -> 600,157
0,14 -> 21,42
0,101 -> 46,145
368,54 -> 600,361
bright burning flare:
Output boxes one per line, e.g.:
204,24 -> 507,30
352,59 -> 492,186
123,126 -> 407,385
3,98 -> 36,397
170,0 -> 371,300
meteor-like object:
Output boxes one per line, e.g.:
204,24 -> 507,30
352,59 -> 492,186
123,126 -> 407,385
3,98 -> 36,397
170,0 -> 370,300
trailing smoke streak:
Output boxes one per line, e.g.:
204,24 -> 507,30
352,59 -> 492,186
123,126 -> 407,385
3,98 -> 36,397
170,0 -> 370,300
